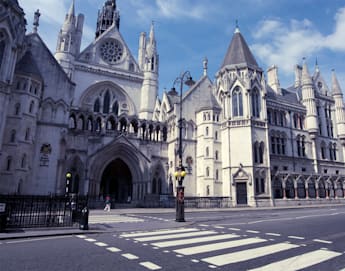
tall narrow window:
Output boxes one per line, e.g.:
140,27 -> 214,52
14,103 -> 20,115
259,143 -> 264,163
6,156 -> 12,171
94,99 -> 100,112
321,142 -> 326,159
271,136 -> 276,154
0,39 -> 5,69
206,167 -> 210,177
25,128 -> 30,141
232,87 -> 243,117
205,127 -> 209,136
112,100 -> 119,115
254,142 -> 258,163
216,169 -> 219,180
252,89 -> 260,117
21,154 -> 27,168
103,91 -> 110,113
29,101 -> 34,113
10,130 -> 16,143
206,147 -> 209,157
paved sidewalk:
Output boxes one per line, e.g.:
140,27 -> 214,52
1,203 -> 344,241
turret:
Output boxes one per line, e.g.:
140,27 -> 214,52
95,0 -> 120,38
294,64 -> 302,88
139,23 -> 159,119
54,0 -> 84,79
332,70 -> 345,144
267,65 -> 281,95
138,32 -> 146,71
301,59 -> 318,136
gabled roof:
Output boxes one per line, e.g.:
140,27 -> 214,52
221,28 -> 258,69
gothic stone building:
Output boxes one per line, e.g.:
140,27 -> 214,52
1,0 -> 345,207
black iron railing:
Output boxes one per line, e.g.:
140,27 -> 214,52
0,195 -> 88,228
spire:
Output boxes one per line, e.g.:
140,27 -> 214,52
32,9 -> 40,33
301,58 -> 312,85
332,69 -> 342,95
146,21 -> 157,57
68,0 -> 75,18
235,19 -> 240,33
149,21 -> 156,46
203,57 -> 208,76
221,23 -> 258,69
315,57 -> 319,73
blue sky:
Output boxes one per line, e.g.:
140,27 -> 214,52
18,0 -> 345,97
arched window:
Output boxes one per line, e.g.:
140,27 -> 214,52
94,99 -> 100,113
321,142 -> 326,159
215,131 -> 218,140
333,143 -> 337,160
216,169 -> 219,180
14,103 -> 20,115
103,91 -> 110,113
21,154 -> 27,168
10,130 -> 16,143
259,142 -> 264,163
215,151 -> 219,160
206,147 -> 209,157
252,89 -> 260,117
206,167 -> 210,177
205,127 -> 209,136
29,101 -> 34,113
112,100 -> 119,115
232,87 -> 243,117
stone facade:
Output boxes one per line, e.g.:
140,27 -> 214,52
1,0 -> 345,207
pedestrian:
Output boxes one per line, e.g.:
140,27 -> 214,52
104,195 -> 111,212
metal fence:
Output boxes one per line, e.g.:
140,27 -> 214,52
0,195 -> 88,228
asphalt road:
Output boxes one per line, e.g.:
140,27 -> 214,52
1,206 -> 345,271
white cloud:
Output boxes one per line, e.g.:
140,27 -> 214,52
18,0 -> 68,26
251,7 -> 345,75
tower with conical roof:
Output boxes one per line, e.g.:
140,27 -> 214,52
215,25 -> 270,206
139,22 -> 159,119
54,0 -> 84,79
332,70 -> 345,145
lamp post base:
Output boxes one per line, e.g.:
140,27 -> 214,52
175,186 -> 185,222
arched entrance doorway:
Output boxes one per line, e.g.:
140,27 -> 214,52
100,158 -> 132,203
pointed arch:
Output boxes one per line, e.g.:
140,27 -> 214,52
232,86 -> 243,117
94,98 -> 100,113
251,87 -> 260,118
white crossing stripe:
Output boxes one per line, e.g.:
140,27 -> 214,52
76,235 -> 87,238
134,230 -> 217,242
246,230 -> 260,233
106,247 -> 121,252
139,261 -> 162,270
121,228 -> 198,238
89,215 -> 144,224
288,235 -> 305,240
84,238 -> 96,242
202,243 -> 299,266
247,249 -> 342,271
265,233 -> 281,237
151,234 -> 239,248
174,237 -> 267,256
228,227 -> 241,231
313,239 -> 332,244
94,242 -> 107,247
122,253 -> 139,260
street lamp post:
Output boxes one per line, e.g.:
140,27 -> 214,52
171,71 -> 194,222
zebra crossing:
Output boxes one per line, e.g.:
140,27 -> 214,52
88,214 -> 144,224
120,227 -> 343,270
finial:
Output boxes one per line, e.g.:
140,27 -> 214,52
203,57 -> 208,76
235,19 -> 240,33
315,57 -> 319,73
33,9 -> 41,33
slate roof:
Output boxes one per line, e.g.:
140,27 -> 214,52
15,51 -> 43,81
221,29 -> 258,69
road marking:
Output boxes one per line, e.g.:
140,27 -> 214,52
228,227 -> 241,231
288,236 -> 305,240
248,249 -> 342,271
174,237 -> 267,256
133,230 -> 217,242
106,247 -> 121,252
85,238 -> 97,242
76,235 -> 87,238
202,243 -> 299,266
151,234 -> 239,248
265,233 -> 281,237
122,253 -> 139,260
246,230 -> 260,233
198,224 -> 209,227
95,242 -> 108,247
89,215 -> 144,224
139,261 -> 162,270
120,228 -> 198,238
313,239 -> 332,244
191,259 -> 199,263
6,235 -> 72,244
213,226 -> 225,229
